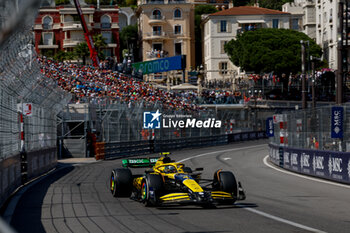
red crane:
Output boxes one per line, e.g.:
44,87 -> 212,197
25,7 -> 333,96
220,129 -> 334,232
72,0 -> 99,67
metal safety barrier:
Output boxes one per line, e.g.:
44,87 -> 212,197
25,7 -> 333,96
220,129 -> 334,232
100,131 -> 267,160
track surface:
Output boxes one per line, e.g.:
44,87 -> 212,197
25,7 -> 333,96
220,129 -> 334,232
10,140 -> 350,233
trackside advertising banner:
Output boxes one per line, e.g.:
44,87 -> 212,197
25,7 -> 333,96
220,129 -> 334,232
269,144 -> 350,184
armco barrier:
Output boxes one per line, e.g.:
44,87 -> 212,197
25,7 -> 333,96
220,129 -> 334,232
103,131 -> 267,160
269,143 -> 350,184
0,147 -> 56,208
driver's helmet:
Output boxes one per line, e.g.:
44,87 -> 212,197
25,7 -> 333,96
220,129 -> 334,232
164,165 -> 176,173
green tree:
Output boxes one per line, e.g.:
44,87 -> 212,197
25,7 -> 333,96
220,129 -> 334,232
53,50 -> 66,62
258,0 -> 294,10
93,34 -> 107,60
232,0 -> 251,6
195,5 -> 218,67
74,42 -> 90,65
55,0 -> 70,5
120,24 -> 139,61
224,28 -> 322,75
65,51 -> 76,62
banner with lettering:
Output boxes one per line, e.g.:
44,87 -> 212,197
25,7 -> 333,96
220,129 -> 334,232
331,106 -> 343,138
269,144 -> 350,184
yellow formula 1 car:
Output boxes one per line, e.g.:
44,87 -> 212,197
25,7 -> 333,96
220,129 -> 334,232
110,153 -> 246,207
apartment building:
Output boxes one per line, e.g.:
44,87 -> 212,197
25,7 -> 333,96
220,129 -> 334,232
33,1 -> 120,62
136,0 -> 196,81
202,6 -> 292,81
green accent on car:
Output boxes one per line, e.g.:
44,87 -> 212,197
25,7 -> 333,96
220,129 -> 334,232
122,158 -> 158,167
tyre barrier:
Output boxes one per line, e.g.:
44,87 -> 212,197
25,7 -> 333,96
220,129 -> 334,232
269,143 -> 350,184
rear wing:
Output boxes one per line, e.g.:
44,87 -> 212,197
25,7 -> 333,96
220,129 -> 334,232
122,157 -> 159,168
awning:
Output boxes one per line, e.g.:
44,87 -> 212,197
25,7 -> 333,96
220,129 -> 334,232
237,19 -> 266,24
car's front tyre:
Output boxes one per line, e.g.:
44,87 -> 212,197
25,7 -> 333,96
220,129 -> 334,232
141,174 -> 163,206
110,168 -> 133,197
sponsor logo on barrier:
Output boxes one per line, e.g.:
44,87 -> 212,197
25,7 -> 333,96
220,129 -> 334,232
291,153 -> 298,165
300,153 -> 310,173
313,155 -> 324,170
348,160 -> 350,179
328,157 -> 343,180
143,110 -> 222,129
284,151 -> 290,166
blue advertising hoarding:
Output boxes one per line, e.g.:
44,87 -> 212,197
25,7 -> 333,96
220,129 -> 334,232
331,106 -> 343,138
132,55 -> 185,75
266,117 -> 274,137
269,144 -> 350,184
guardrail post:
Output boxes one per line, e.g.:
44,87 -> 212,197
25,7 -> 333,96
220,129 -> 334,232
19,112 -> 28,184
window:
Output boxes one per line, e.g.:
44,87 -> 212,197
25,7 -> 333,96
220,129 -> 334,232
153,26 -> 162,35
220,62 -> 228,75
175,43 -> 182,56
220,20 -> 227,32
221,41 -> 228,54
101,15 -> 111,29
152,9 -> 162,20
43,16 -> 52,30
291,19 -> 299,30
153,43 -> 162,51
174,9 -> 181,18
272,19 -> 279,28
43,33 -> 53,45
102,32 -> 112,44
174,25 -> 181,35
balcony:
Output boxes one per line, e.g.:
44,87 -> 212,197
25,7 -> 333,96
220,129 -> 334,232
101,22 -> 111,29
62,21 -> 91,31
39,39 -> 58,49
168,0 -> 188,4
42,24 -> 52,30
144,31 -> 168,40
146,50 -> 168,59
149,15 -> 166,24
63,38 -> 85,47
138,0 -> 189,4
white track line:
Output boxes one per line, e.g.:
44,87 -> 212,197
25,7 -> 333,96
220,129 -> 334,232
177,144 -> 265,163
236,204 -> 326,233
263,155 -> 350,189
178,145 -> 327,233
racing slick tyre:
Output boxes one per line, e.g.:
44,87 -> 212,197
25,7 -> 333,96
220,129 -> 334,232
213,170 -> 238,202
141,174 -> 163,207
110,168 -> 133,197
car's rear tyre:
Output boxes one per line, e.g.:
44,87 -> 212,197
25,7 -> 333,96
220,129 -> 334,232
141,174 -> 163,206
110,168 -> 133,197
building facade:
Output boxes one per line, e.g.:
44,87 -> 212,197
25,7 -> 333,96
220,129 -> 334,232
202,6 -> 293,82
136,0 -> 196,82
33,2 -> 120,62
284,0 -> 341,70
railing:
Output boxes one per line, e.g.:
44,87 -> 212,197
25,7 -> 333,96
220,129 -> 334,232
146,50 -> 168,58
63,38 -> 85,45
42,24 -> 52,30
101,22 -> 111,29
101,131 -> 267,159
150,15 -> 165,20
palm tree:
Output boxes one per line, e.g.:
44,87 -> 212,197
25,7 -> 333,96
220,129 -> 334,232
74,42 -> 90,65
93,34 -> 107,60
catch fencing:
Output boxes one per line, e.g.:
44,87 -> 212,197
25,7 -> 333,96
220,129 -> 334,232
268,104 -> 350,185
269,104 -> 350,152
0,0 -> 71,208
